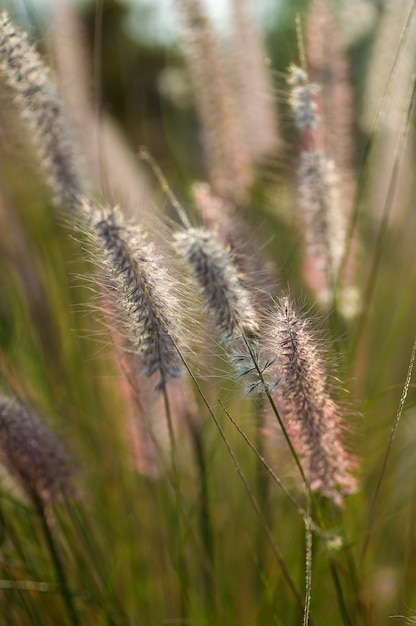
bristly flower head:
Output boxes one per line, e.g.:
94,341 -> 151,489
0,395 -> 75,507
174,226 -> 259,340
287,64 -> 320,132
266,296 -> 358,505
82,201 -> 186,388
0,11 -> 83,208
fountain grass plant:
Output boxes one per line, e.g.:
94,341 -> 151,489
0,1 -> 416,625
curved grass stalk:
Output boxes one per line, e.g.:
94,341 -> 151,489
170,347 -> 307,614
303,490 -> 312,626
34,498 -> 81,626
361,335 -> 416,563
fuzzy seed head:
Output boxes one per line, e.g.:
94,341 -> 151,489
174,227 -> 259,340
0,396 -> 75,506
287,64 -> 320,131
83,201 -> 185,387
0,12 -> 83,208
267,297 -> 357,504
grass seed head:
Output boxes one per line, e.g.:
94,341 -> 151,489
174,226 -> 260,341
266,296 -> 358,504
0,11 -> 84,208
83,201 -> 186,388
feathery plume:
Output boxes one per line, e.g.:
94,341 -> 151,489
265,297 -> 357,504
50,0 -> 151,218
174,0 -> 253,203
0,11 -> 84,208
0,395 -> 75,506
191,182 -> 275,308
174,226 -> 259,340
81,201 -> 185,388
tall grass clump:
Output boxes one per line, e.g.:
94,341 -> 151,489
0,1 -> 416,625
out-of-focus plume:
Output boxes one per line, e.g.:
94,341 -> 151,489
306,0 -> 355,171
287,64 -> 346,284
305,0 -> 360,317
174,0 -> 253,204
0,11 -> 84,209
0,395 -> 75,507
50,0 -> 151,218
284,2 -> 361,317
229,0 -> 280,162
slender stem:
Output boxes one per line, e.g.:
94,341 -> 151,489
161,381 -> 189,617
225,407 -> 324,536
148,329 -> 307,612
243,337 -> 308,487
138,148 -> 192,229
303,489 -> 312,626
187,417 -> 216,613
216,401 -> 306,615
329,560 -> 353,626
63,501 -> 122,624
35,499 -> 80,626
254,395 -> 270,595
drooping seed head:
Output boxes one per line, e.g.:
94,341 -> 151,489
174,226 -> 259,340
82,201 -> 186,387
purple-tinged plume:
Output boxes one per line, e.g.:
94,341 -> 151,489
0,396 -> 75,506
265,297 -> 358,505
